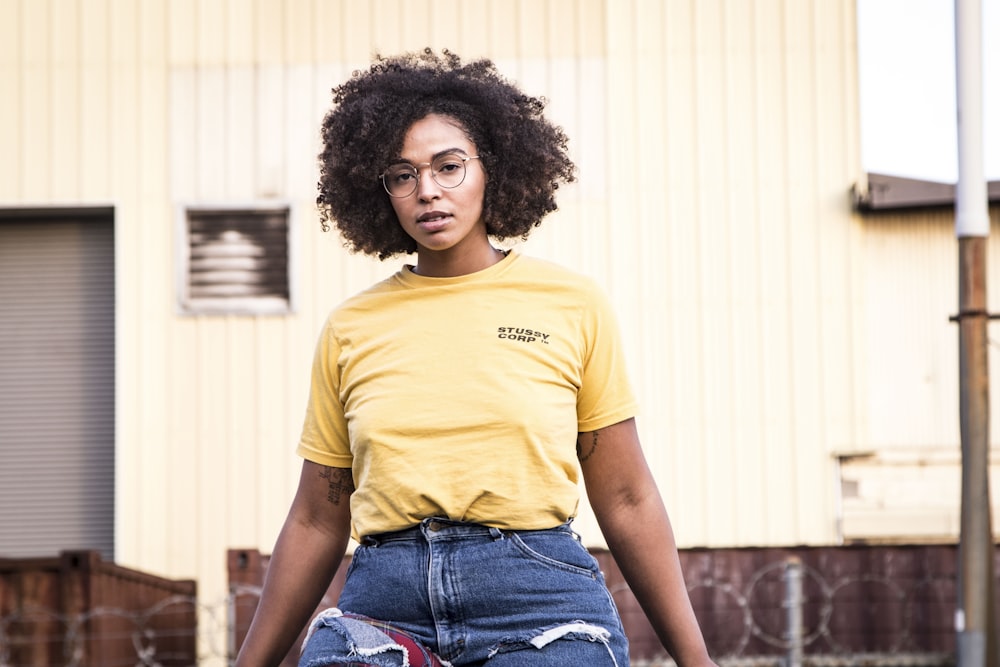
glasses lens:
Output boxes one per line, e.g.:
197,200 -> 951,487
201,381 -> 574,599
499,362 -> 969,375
383,165 -> 418,197
431,155 -> 467,189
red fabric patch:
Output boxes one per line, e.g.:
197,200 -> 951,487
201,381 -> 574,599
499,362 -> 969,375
340,613 -> 445,667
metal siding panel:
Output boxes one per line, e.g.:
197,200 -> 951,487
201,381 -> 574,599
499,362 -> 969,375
862,213 -> 961,449
400,0 -> 436,53
429,0 -> 462,49
369,0 -> 402,52
255,65 -> 287,196
167,317 -> 202,578
51,0 -> 80,199
313,0 -> 342,62
136,0 -> 171,562
341,1 -> 374,62
664,2 -> 710,544
253,0 -> 284,64
841,192 -> 1000,545
112,139 -> 138,563
0,0 -> 21,199
285,65 -> 316,199
665,0 -> 711,542
815,1 -> 864,456
197,68 -> 227,198
108,0 -> 142,567
516,0 -> 547,59
170,69 -> 198,200
753,0 -> 800,545
486,0 -> 520,59
227,313 -> 260,548
226,0 -> 255,62
784,0 -> 830,543
697,0 -> 741,544
80,0 -> 111,199
196,0 -> 226,65
613,0 -> 862,547
723,0 -> 769,545
285,0 -> 315,62
454,0 -> 490,57
21,0 -> 51,200
168,0 -> 196,65
255,319 -> 296,545
196,317 -> 231,599
226,66 -> 256,195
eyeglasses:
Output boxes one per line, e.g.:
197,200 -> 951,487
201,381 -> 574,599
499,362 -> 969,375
379,153 -> 481,198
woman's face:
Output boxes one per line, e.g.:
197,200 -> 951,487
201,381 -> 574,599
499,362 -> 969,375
386,114 -> 490,271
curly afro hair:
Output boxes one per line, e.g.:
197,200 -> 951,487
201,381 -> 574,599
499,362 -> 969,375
316,49 -> 576,260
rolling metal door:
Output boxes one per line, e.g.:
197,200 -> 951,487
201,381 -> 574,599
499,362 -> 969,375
0,212 -> 115,558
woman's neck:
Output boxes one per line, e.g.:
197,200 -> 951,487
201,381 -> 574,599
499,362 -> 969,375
412,245 -> 507,278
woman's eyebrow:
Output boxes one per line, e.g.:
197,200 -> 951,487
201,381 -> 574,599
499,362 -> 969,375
389,148 -> 471,165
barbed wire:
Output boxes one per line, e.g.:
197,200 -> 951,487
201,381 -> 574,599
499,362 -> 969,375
0,563 -> 959,667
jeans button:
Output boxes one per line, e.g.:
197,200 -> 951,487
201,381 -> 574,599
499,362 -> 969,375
428,520 -> 443,532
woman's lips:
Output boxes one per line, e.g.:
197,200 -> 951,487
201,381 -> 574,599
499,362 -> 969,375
417,212 -> 450,231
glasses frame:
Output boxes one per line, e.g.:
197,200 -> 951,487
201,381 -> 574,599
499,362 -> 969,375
379,154 -> 481,198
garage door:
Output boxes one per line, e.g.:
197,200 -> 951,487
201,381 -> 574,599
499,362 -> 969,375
0,210 -> 115,558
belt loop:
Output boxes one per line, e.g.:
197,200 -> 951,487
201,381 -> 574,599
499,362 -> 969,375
489,527 -> 505,540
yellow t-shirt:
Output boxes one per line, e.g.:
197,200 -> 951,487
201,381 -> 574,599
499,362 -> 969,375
296,250 -> 638,539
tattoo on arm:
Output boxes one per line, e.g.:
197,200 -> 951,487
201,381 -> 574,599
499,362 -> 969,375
577,431 -> 599,463
318,466 -> 355,505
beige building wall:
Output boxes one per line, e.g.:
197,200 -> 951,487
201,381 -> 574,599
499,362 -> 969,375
3,0 -> 998,663
842,207 -> 1000,541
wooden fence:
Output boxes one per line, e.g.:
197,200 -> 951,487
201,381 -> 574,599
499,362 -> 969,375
228,543 -> 995,666
0,550 -> 197,667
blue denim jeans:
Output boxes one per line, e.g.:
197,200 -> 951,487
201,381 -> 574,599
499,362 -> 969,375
299,518 -> 629,666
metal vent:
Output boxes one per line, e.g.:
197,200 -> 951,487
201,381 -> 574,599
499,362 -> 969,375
181,206 -> 292,314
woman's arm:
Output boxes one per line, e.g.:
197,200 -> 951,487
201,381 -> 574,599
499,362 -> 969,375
235,460 -> 355,667
579,418 -> 717,667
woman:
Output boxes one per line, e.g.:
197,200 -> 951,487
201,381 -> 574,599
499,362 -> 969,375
236,49 -> 716,667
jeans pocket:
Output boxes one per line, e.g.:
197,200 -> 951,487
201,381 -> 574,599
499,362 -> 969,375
508,531 -> 600,578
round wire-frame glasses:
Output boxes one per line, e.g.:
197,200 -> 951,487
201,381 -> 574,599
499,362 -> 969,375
379,153 -> 481,198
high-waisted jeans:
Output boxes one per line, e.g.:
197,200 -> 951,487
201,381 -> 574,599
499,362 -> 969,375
299,518 -> 630,666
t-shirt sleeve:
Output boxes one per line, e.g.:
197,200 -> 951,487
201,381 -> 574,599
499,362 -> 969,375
296,317 -> 354,467
576,283 -> 639,432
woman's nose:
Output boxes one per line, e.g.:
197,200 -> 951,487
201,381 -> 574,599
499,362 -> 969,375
415,167 -> 441,200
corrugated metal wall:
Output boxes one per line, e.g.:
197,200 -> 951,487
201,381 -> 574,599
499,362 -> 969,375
4,1 -> 998,663
844,206 -> 1000,542
596,0 -> 865,547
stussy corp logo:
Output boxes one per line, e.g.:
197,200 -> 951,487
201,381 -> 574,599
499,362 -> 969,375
497,327 -> 550,344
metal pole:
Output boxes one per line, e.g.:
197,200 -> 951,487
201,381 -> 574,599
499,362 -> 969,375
784,556 -> 803,667
956,237 -> 995,667
954,2 -> 996,667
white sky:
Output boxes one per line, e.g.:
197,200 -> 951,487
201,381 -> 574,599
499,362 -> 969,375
857,0 -> 999,182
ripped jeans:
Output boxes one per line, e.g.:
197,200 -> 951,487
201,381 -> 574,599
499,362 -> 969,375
299,518 -> 629,666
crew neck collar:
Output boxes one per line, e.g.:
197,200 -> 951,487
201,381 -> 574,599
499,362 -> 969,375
398,248 -> 518,287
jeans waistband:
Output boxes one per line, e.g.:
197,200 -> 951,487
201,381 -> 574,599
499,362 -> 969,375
360,518 -> 575,546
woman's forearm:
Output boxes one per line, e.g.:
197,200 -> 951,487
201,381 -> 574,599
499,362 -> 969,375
235,516 -> 349,666
580,420 -> 715,667
597,493 -> 713,666
236,462 -> 354,667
